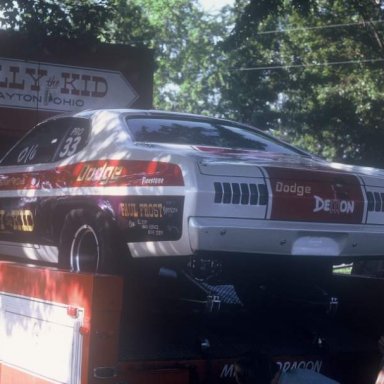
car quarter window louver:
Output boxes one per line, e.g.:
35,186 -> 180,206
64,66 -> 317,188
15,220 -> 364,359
214,182 -> 268,206
366,191 -> 384,212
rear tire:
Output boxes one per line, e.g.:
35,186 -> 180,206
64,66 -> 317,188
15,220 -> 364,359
58,209 -> 120,273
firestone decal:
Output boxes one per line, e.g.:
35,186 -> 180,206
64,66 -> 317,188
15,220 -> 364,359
141,177 -> 165,185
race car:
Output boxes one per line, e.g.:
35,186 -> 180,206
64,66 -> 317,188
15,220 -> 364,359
0,109 -> 384,298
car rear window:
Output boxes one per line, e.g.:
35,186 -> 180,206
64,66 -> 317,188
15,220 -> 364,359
125,117 -> 302,155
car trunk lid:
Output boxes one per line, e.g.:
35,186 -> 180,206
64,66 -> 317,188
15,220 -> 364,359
198,153 -> 366,224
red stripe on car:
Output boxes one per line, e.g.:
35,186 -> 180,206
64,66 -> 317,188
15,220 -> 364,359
0,160 -> 184,190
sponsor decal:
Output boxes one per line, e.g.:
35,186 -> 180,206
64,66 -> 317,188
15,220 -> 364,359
0,57 -> 138,112
75,163 -> 124,185
0,209 -> 34,232
266,167 -> 364,224
117,196 -> 183,241
0,160 -> 184,191
119,202 -> 165,219
0,175 -> 29,189
275,181 -> 311,197
141,176 -> 165,185
71,160 -> 182,187
313,195 -> 355,214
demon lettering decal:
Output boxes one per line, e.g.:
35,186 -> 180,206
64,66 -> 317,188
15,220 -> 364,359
313,195 -> 355,214
266,167 -> 364,224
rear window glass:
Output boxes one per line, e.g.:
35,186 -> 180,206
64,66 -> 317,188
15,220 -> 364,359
125,117 -> 302,155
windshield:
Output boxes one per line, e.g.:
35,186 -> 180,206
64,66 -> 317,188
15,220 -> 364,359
126,117 -> 305,156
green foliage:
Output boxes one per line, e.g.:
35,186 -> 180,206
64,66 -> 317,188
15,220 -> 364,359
224,0 -> 384,166
0,0 -> 114,42
129,0 -> 233,115
105,0 -> 155,46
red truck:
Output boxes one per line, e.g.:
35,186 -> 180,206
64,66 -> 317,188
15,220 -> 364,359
0,260 -> 383,384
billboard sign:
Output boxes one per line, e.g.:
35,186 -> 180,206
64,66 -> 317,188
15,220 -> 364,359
0,33 -> 154,153
0,57 -> 138,113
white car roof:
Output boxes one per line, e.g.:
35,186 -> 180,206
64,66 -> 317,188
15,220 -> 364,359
73,108 -> 216,120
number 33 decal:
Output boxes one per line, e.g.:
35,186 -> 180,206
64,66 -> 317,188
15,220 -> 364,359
59,136 -> 81,158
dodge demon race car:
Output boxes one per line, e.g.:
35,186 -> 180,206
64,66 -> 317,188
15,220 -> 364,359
0,109 -> 384,299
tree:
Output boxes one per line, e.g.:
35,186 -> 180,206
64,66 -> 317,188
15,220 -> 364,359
223,0 -> 384,166
130,0 -> 233,115
0,0 -> 112,42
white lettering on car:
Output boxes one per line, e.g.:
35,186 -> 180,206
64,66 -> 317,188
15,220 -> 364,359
275,181 -> 312,197
141,176 -> 164,185
76,163 -> 123,184
58,136 -> 81,158
17,144 -> 38,164
313,195 -> 355,214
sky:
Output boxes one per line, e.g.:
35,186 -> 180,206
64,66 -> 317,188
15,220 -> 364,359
199,0 -> 234,13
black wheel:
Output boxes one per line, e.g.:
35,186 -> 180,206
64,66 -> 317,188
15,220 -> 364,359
58,209 -> 120,273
